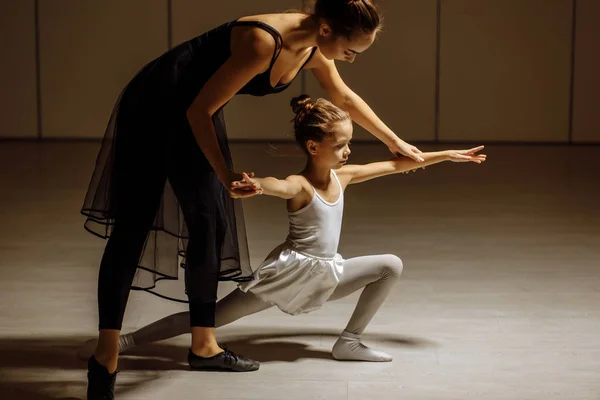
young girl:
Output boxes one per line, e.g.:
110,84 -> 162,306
81,95 -> 485,363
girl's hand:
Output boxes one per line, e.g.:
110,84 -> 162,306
223,171 -> 261,198
388,140 -> 424,162
231,172 -> 264,196
446,146 -> 487,163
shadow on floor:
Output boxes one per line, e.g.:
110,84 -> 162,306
0,336 -> 182,400
0,331 -> 434,399
213,329 -> 434,362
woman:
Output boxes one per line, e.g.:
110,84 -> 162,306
81,1 -> 423,398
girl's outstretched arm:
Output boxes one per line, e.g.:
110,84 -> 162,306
231,173 -> 306,200
339,146 -> 487,185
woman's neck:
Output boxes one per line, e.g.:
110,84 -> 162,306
283,14 -> 319,53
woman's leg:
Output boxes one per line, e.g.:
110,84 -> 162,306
327,254 -> 403,361
167,125 -> 260,371
88,110 -> 167,399
93,120 -> 167,373
94,212 -> 160,371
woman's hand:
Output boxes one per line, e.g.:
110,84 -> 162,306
445,146 -> 487,163
388,140 -> 425,162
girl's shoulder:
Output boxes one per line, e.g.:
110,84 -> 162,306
285,174 -> 313,212
286,174 -> 312,191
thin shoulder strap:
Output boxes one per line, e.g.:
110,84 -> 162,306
331,169 -> 343,193
231,20 -> 283,68
299,47 -> 318,71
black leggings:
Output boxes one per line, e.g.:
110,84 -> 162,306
97,109 -> 224,330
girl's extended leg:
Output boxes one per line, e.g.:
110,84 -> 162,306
102,289 -> 272,353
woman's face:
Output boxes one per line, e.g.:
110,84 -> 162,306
317,25 -> 377,63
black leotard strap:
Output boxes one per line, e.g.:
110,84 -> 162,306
231,21 -> 283,69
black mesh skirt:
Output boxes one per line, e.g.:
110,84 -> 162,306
81,51 -> 253,303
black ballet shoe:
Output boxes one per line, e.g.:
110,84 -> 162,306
87,355 -> 117,400
188,346 -> 260,372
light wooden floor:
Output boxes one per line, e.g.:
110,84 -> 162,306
0,141 -> 599,399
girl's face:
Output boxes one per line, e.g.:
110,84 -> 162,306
317,26 -> 377,63
308,120 -> 353,168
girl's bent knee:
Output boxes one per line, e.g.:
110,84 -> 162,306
382,254 -> 403,279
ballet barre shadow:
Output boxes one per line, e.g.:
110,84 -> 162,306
0,335 -> 184,400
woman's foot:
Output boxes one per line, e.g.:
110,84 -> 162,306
78,334 -> 136,360
188,346 -> 260,372
87,355 -> 117,400
332,331 -> 393,362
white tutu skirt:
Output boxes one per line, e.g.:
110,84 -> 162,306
239,242 -> 344,315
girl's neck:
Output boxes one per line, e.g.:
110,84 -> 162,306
302,162 -> 331,189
